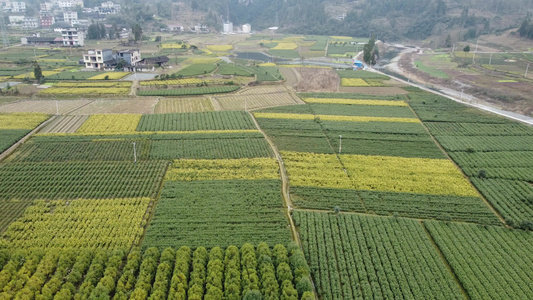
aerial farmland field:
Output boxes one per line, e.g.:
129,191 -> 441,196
0,32 -> 531,300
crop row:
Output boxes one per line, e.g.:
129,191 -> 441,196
140,76 -> 251,86
308,103 -> 416,118
2,198 -> 150,250
294,211 -> 464,300
175,63 -> 217,77
435,135 -> 533,152
39,87 -> 130,95
137,111 -> 256,132
340,78 -> 370,86
143,180 -> 290,249
336,70 -> 390,80
54,81 -> 132,88
10,136 -> 273,162
214,91 -> 298,111
304,98 -> 407,106
164,158 -> 279,181
0,244 -> 313,300
0,161 -> 168,200
425,221 -> 533,299
137,86 -> 240,96
205,44 -> 233,51
425,122 -> 533,136
254,112 -> 420,123
0,129 -> 30,155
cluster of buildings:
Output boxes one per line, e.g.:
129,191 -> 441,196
82,49 -> 169,71
21,27 -> 84,46
3,0 -> 120,29
222,21 -> 251,34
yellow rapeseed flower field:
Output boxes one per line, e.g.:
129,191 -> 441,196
76,114 -> 141,134
3,198 -> 150,250
165,158 -> 280,181
341,78 -> 370,87
304,98 -> 408,106
0,113 -> 49,130
206,45 -> 233,52
88,72 -> 130,80
340,154 -> 479,197
272,42 -> 298,50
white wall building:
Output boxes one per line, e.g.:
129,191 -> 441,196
8,15 -> 25,24
242,23 -> 251,34
223,21 -> 233,34
23,17 -> 39,28
63,11 -> 78,25
62,27 -> 84,46
40,2 -> 53,11
3,1 -> 25,12
56,0 -> 83,9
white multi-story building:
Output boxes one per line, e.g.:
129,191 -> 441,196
63,11 -> 78,25
242,23 -> 251,34
40,2 -> 53,11
62,27 -> 84,46
56,0 -> 83,9
3,1 -> 26,12
223,21 -> 233,34
8,15 -> 25,25
23,17 -> 39,28
83,49 -> 114,68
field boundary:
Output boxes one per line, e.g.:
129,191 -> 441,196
421,221 -> 471,300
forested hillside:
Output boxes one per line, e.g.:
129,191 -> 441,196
163,0 -> 533,41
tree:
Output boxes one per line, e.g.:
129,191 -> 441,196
463,45 -> 470,52
363,34 -> 378,65
99,23 -> 107,39
33,62 -> 42,82
133,23 -> 143,42
87,23 -> 100,39
444,34 -> 452,47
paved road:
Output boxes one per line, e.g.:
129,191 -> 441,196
379,49 -> 533,126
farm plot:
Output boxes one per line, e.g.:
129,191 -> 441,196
77,114 -> 141,134
140,77 -> 252,87
137,86 -> 240,97
0,161 -> 167,200
0,244 -> 312,300
39,115 -> 89,133
143,180 -> 290,249
0,130 -> 30,154
435,135 -> 533,152
469,178 -> 533,228
9,139 -> 151,162
307,103 -> 416,118
407,92 -> 510,123
39,87 -> 130,97
293,211 -> 464,300
304,98 -> 407,106
214,86 -> 299,111
215,63 -> 254,76
88,72 -> 130,80
174,64 -> 217,77
0,113 -> 49,154
154,97 -> 214,113
137,111 -> 256,132
254,112 -> 420,123
338,153 -> 479,197
0,100 -> 92,114
255,116 -> 334,153
425,122 -> 533,136
150,137 -> 273,160
2,198 -> 150,250
425,221 -> 533,300
164,158 -> 279,181
69,99 -> 158,115
45,71 -> 107,80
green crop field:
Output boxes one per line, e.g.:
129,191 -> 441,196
0,34 -> 531,300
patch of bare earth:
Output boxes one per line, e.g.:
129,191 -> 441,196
289,67 -> 340,92
71,99 -> 158,114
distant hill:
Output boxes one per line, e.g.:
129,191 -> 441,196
173,0 -> 532,42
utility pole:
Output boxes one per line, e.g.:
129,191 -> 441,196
526,63 -> 530,78
489,53 -> 492,65
133,142 -> 137,163
55,101 -> 59,115
339,135 -> 342,154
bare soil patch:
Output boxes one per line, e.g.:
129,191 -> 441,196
71,99 -> 158,114
289,67 -> 340,92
